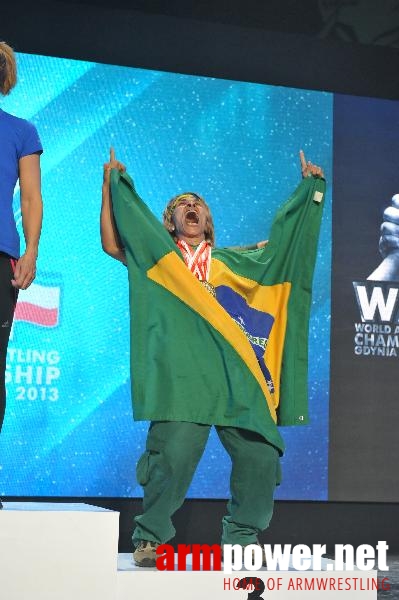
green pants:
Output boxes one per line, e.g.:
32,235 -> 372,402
132,421 -> 281,546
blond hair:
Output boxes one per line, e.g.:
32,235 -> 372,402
0,41 -> 17,95
163,192 -> 215,247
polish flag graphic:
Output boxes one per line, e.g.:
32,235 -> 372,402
14,281 -> 60,327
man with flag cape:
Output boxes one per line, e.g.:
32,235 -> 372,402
101,149 -> 325,567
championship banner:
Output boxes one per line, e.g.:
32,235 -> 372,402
0,52 -> 332,500
329,94 -> 399,501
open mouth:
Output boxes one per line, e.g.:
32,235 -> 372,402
185,210 -> 199,224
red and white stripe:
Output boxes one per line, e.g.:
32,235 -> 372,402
177,240 -> 211,281
14,282 -> 60,327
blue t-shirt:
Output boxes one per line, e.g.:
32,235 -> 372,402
0,108 -> 43,258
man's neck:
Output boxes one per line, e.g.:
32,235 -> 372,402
177,235 -> 206,247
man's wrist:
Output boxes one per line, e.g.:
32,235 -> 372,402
23,245 -> 39,258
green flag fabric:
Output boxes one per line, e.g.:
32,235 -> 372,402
111,170 -> 326,455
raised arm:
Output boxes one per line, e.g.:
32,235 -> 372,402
100,148 -> 127,264
299,149 -> 324,179
12,153 -> 43,289
237,151 -> 324,251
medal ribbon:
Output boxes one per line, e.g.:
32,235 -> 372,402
177,240 -> 211,281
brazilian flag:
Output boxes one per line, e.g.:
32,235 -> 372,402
111,171 -> 325,455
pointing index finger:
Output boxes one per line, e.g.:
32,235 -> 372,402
110,147 -> 115,162
299,149 -> 307,171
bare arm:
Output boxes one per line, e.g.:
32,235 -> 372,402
299,149 -> 324,179
12,153 -> 43,289
100,148 -> 126,264
235,152 -> 323,252
101,178 -> 126,264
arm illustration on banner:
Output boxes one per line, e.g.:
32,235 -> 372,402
368,194 -> 399,281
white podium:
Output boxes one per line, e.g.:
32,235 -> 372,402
0,503 -> 119,600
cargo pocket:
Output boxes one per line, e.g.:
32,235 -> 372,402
136,451 -> 151,486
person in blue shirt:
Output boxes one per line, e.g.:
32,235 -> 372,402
0,41 -> 43,508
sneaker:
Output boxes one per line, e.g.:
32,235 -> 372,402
133,540 -> 159,567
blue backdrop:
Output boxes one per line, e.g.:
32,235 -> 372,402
0,54 -> 332,499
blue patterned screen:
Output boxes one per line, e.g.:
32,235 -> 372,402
0,54 -> 332,499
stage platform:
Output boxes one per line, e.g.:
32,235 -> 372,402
0,502 -> 380,599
